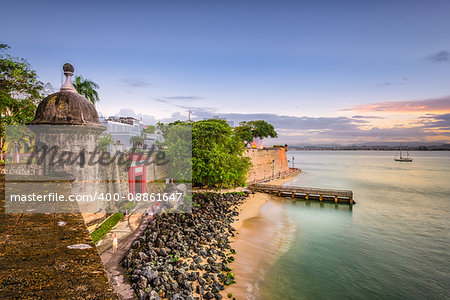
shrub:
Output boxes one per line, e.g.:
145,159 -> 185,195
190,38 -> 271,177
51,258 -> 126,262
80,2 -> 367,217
91,213 -> 124,243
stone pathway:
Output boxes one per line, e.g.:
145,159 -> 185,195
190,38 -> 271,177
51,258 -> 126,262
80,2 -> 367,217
0,173 -> 118,299
97,215 -> 134,254
100,214 -> 152,300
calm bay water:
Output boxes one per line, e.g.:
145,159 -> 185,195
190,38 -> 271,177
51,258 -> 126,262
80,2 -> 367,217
259,151 -> 450,300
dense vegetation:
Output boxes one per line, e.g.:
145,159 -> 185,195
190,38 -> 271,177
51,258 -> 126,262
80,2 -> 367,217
160,119 -> 255,188
164,123 -> 192,182
0,44 -> 47,157
192,119 -> 251,187
91,212 -> 124,243
234,120 -> 278,146
159,118 -> 280,188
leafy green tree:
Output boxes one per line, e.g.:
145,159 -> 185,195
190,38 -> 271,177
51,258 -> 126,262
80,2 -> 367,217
234,120 -> 278,145
0,44 -> 47,157
193,119 -> 250,187
143,125 -> 156,135
157,119 -> 250,187
164,123 -> 192,182
98,134 -> 114,153
250,120 -> 278,139
156,121 -> 169,138
234,121 -> 253,145
130,134 -> 145,149
73,75 -> 100,105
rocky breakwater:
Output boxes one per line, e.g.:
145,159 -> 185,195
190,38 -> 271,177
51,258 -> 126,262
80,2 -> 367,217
121,192 -> 248,300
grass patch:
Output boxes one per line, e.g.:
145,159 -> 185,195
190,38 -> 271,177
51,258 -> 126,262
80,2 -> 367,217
91,213 -> 124,243
121,200 -> 137,211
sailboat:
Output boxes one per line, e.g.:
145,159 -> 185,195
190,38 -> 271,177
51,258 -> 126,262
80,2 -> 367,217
394,150 -> 413,162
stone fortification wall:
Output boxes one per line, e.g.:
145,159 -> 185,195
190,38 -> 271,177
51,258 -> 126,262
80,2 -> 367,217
98,158 -> 170,196
145,162 -> 170,183
245,147 -> 290,183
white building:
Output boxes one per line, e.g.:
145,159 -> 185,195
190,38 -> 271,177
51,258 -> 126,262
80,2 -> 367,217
101,116 -> 142,150
100,117 -> 163,153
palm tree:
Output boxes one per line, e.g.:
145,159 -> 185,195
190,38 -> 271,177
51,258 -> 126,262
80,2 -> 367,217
98,134 -> 114,153
130,135 -> 145,149
73,75 -> 100,105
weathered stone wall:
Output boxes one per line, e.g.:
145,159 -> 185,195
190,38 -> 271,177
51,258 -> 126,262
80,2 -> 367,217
245,147 -> 290,183
98,158 -> 170,197
5,163 -> 36,176
99,162 -> 129,197
145,162 -> 170,183
0,169 -> 118,299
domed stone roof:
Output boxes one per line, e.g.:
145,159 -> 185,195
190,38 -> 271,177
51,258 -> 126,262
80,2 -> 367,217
30,63 -> 101,125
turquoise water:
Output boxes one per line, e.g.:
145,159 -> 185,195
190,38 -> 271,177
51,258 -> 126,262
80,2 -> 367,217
260,151 -> 450,300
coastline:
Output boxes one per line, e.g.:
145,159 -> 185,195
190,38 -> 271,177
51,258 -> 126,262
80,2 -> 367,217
221,171 -> 299,299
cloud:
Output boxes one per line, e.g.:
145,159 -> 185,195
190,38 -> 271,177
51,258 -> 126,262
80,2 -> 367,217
111,108 -> 450,145
377,81 -> 393,87
266,124 -> 450,145
164,96 -> 204,101
117,108 -> 137,118
218,114 -> 360,131
418,113 -> 450,130
189,112 -> 450,145
155,96 -> 203,105
122,78 -> 152,88
157,107 -> 217,123
155,99 -> 170,105
376,78 -> 408,87
342,96 -> 450,113
157,112 -> 186,124
352,115 -> 384,119
426,50 -> 450,63
153,97 -> 215,121
154,110 -> 362,131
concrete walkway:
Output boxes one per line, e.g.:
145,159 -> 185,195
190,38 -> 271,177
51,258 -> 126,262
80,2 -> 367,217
100,214 -> 152,300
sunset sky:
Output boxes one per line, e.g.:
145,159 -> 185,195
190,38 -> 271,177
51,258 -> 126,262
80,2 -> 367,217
2,0 -> 450,145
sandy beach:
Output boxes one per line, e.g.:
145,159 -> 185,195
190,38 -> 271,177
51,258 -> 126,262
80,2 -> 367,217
221,171 -> 300,299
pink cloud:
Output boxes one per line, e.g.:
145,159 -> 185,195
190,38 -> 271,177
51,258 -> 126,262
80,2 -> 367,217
342,96 -> 450,113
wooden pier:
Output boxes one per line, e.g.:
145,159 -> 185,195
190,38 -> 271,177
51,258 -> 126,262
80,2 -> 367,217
249,183 -> 355,204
